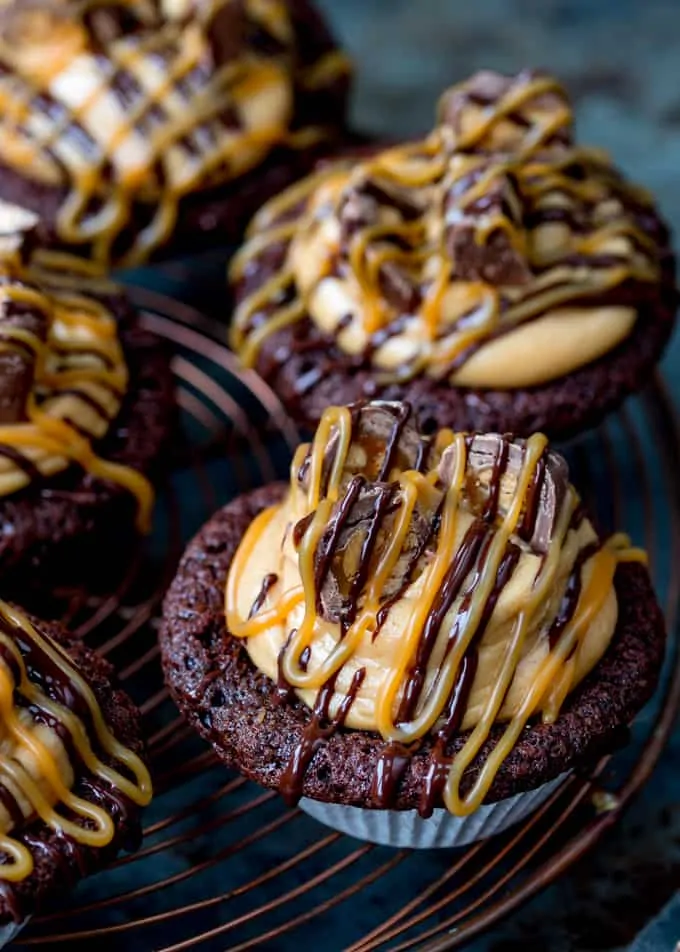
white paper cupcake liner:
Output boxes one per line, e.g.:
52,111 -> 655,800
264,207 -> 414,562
0,920 -> 25,949
300,772 -> 569,849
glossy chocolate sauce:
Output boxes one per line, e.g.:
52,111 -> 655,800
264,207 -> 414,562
280,667 -> 366,806
249,572 -> 278,620
240,404 -> 621,815
231,71 -> 664,401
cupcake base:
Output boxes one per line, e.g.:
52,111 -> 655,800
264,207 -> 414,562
234,211 -> 676,441
0,614 -> 147,926
0,311 -> 174,610
299,773 -> 568,849
161,487 -> 665,814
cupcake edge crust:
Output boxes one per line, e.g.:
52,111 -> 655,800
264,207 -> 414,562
160,483 -> 666,811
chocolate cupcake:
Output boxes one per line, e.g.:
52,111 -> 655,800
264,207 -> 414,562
0,199 -> 174,602
230,69 -> 676,440
0,598 -> 151,939
0,0 -> 351,266
161,401 -> 665,848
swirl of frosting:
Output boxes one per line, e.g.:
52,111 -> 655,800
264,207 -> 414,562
0,0 -> 351,264
0,199 -> 153,528
230,69 -> 666,390
225,401 -> 645,815
0,600 -> 152,886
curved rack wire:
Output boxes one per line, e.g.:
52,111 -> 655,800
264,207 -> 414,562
15,289 -> 680,951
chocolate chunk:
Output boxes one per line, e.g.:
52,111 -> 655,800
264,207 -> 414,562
523,447 -> 570,553
0,289 -> 48,423
439,69 -> 572,152
438,434 -> 569,553
448,221 -> 530,286
444,167 -> 531,286
378,260 -> 419,314
361,179 -> 423,222
338,175 -> 423,246
0,347 -> 34,423
207,0 -> 246,67
304,402 -> 443,622
298,402 -> 431,494
315,479 -> 431,624
338,184 -> 380,244
348,403 -> 427,479
440,70 -> 521,133
314,480 -> 391,623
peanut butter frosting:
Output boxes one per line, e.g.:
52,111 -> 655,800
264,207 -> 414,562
225,401 -> 645,816
230,69 -> 664,390
0,0 -> 351,264
0,600 -> 151,884
0,199 -> 153,528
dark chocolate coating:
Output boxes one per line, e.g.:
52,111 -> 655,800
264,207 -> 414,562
160,484 -> 666,811
445,168 -> 531,286
0,291 -> 175,608
0,612 -> 146,925
439,434 -> 569,554
300,401 -> 430,494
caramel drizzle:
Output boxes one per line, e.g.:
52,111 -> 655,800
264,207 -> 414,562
230,73 -> 661,380
0,600 -> 151,883
0,0 -> 351,265
226,404 -> 646,816
0,244 -> 153,529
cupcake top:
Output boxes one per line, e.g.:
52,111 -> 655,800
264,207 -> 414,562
0,600 -> 151,889
231,69 -> 666,390
0,0 -> 351,264
225,401 -> 644,815
0,199 -> 153,527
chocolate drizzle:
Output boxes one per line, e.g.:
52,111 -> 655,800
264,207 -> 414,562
377,401 -> 412,480
549,541 -> 601,648
0,604 -> 150,911
0,0 -> 351,265
369,742 -> 414,809
0,206 -> 154,526
419,650 -> 478,818
228,401 -> 638,814
313,474 -> 366,619
0,444 -> 42,483
280,667 -> 366,807
231,69 -> 664,391
275,628 -> 296,705
397,520 -> 488,724
249,572 -> 278,620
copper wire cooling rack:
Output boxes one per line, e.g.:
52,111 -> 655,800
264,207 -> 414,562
14,289 -> 680,951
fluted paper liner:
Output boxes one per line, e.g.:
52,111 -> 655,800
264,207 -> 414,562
300,773 -> 569,849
